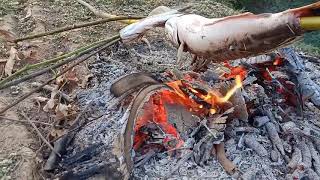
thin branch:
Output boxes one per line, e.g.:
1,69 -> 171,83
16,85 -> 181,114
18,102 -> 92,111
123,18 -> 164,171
13,16 -> 142,43
20,112 -> 60,157
0,36 -> 118,90
0,39 -> 109,87
76,0 -> 139,24
31,82 -> 72,102
0,35 -> 120,114
0,116 -> 52,126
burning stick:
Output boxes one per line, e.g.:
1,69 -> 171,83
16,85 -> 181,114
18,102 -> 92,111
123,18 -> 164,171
214,143 -> 237,175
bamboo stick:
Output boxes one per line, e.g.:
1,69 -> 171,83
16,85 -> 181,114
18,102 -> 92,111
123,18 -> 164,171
300,16 -> 320,30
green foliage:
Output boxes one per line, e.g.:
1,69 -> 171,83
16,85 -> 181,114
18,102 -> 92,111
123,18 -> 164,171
0,0 -> 22,16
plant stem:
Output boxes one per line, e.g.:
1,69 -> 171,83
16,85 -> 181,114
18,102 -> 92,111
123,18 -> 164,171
13,16 -> 142,43
0,35 -> 120,114
0,36 -> 117,89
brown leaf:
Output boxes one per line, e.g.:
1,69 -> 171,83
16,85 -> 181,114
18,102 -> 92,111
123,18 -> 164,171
4,47 -> 18,76
0,29 -> 15,42
55,103 -> 69,117
80,74 -> 93,88
43,85 -> 58,112
33,96 -> 49,102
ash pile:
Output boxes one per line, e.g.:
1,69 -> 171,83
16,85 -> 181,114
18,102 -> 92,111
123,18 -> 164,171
46,38 -> 320,180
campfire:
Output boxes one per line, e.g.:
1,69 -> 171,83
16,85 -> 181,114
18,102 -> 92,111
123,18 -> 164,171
99,48 -> 320,179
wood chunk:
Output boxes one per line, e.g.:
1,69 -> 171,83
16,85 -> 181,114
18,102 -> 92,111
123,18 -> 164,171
288,146 -> 302,170
244,134 -> 268,157
253,116 -> 270,127
299,139 -> 312,169
215,143 -> 237,175
306,140 -> 320,176
270,149 -> 279,162
265,122 -> 285,156
279,48 -> 320,106
240,165 -> 258,180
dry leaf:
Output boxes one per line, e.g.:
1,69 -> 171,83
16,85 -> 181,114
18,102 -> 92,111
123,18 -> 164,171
4,46 -> 17,76
43,85 -> 58,112
80,74 -> 93,88
0,29 -> 15,42
21,6 -> 32,21
0,59 -> 7,63
49,129 -> 66,140
33,96 -> 49,102
55,103 -> 69,117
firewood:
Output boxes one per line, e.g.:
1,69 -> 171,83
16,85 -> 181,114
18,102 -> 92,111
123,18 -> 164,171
218,81 -> 248,121
244,134 -> 268,157
253,116 -> 270,127
262,164 -> 276,180
299,139 -> 312,169
240,165 -> 258,180
288,146 -> 302,170
306,140 -> 320,176
215,143 -> 237,175
279,48 -> 320,106
270,149 -> 279,162
306,169 -> 320,179
265,122 -> 285,156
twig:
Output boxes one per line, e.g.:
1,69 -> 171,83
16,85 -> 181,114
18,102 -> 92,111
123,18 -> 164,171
13,16 -> 142,43
31,82 -> 73,102
0,37 -> 118,90
76,0 -> 139,24
0,39 -> 105,87
0,35 -> 120,115
20,112 -> 60,157
0,116 -> 52,126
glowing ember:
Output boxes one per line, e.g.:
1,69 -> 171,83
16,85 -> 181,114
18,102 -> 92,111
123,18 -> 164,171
223,61 -> 247,81
134,73 -> 245,152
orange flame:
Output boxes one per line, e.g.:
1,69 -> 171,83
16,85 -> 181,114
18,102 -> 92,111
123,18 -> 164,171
134,73 -> 244,151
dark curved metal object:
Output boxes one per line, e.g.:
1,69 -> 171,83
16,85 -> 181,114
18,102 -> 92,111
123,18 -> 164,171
123,83 -> 170,175
110,72 -> 159,97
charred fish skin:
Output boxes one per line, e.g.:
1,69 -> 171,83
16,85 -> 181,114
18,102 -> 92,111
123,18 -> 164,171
163,2 -> 320,67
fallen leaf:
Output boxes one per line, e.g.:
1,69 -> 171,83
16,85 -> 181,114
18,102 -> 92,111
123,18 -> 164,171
43,85 -> 58,112
0,29 -> 15,42
0,59 -> 7,63
33,96 -> 49,102
80,74 -> 93,88
49,129 -> 66,140
4,47 -> 17,76
21,6 -> 32,21
55,103 -> 69,117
